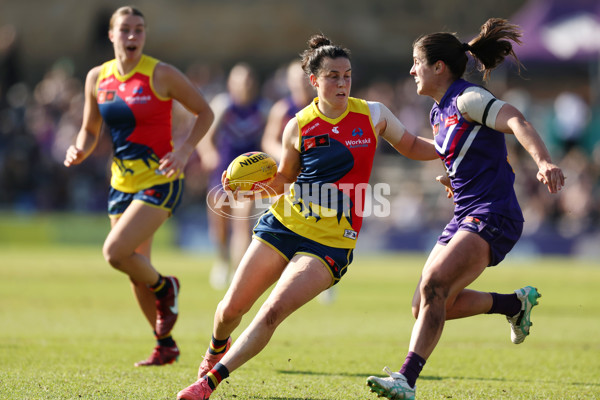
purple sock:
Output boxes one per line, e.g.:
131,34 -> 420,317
399,351 -> 426,388
487,292 -> 521,317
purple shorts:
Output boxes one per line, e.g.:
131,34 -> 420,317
437,213 -> 523,266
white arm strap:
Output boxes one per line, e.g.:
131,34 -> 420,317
457,86 -> 505,129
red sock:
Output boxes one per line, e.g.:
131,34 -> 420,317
205,363 -> 229,390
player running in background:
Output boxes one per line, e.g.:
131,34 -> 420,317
63,6 -> 213,367
367,18 -> 565,400
197,62 -> 270,289
176,33 -> 438,399
261,59 -> 314,161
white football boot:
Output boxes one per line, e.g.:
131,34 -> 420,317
507,286 -> 541,344
367,367 -> 415,400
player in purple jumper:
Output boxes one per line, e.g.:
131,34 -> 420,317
367,18 -> 565,400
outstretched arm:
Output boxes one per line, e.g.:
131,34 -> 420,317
376,103 -> 438,161
495,103 -> 565,193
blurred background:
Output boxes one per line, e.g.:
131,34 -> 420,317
1,0 -> 599,259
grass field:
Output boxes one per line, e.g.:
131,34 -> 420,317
1,215 -> 600,399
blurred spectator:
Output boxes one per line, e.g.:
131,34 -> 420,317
555,147 -> 596,237
549,91 -> 590,154
0,24 -> 20,108
185,61 -> 226,104
196,62 -> 270,288
261,59 -> 313,161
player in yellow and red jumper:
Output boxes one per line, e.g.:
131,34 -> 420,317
64,6 -> 213,367
177,34 -> 438,400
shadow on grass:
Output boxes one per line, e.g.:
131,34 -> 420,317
249,398 -> 329,400
278,370 -> 600,388
422,374 -> 600,388
277,369 -> 367,378
277,369 -> 443,380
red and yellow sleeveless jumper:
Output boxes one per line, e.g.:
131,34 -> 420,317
96,54 -> 178,193
270,97 -> 378,248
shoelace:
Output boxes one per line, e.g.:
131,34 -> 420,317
382,366 -> 404,379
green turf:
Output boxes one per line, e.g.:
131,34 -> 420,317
1,239 -> 599,399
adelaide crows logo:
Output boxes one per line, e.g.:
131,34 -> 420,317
352,128 -> 363,137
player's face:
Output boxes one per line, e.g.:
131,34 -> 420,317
109,14 -> 146,61
312,57 -> 351,111
410,48 -> 435,97
227,65 -> 258,106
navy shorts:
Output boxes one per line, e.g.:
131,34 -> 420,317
437,212 -> 523,266
253,212 -> 354,286
107,178 -> 184,218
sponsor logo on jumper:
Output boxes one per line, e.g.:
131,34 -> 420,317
345,137 -> 371,148
304,122 -> 320,134
445,114 -> 459,127
133,86 -> 143,95
126,94 -> 152,105
119,83 -> 126,92
343,229 -> 357,240
433,123 -> 440,136
352,128 -> 363,137
97,90 -> 116,103
305,134 -> 330,150
332,126 -> 339,134
99,77 -> 115,88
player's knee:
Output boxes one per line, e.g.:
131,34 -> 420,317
420,276 -> 448,306
260,302 -> 283,329
217,299 -> 249,324
102,240 -> 126,270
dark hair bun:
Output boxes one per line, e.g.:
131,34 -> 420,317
308,34 -> 331,49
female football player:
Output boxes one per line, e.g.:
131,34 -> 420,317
198,62 -> 270,290
63,6 -> 213,367
177,34 -> 438,399
366,18 -> 564,400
